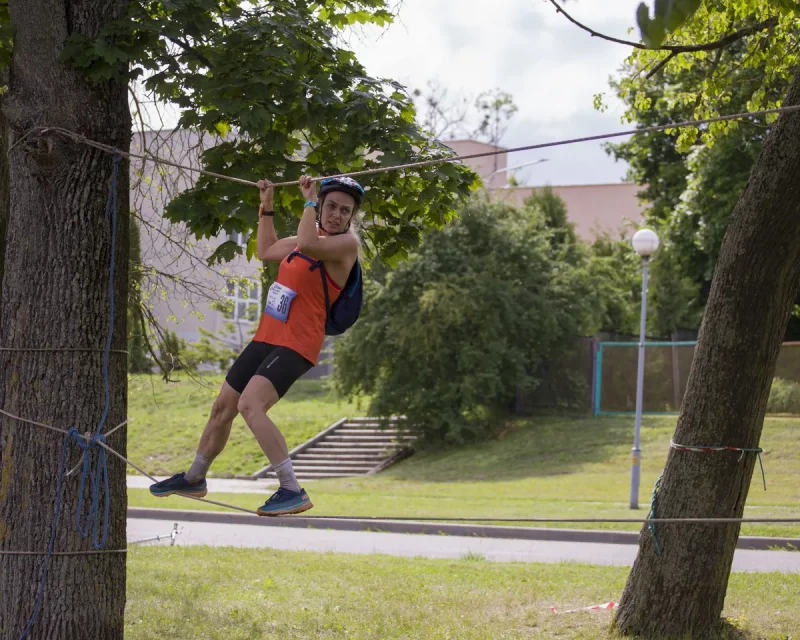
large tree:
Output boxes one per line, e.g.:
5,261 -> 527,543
0,1 -> 476,637
0,1 -> 131,638
606,34 -> 796,337
565,0 -> 800,635
616,71 -> 800,637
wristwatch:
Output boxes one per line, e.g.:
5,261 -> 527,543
259,204 -> 275,218
304,200 -> 318,209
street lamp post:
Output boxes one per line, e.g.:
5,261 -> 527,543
630,228 -> 660,509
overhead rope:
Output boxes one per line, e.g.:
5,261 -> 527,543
20,104 -> 800,190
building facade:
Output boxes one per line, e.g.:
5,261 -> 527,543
136,132 -> 644,373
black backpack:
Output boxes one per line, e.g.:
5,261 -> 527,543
287,251 -> 363,335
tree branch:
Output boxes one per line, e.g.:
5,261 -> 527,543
165,35 -> 213,68
646,51 -> 678,79
547,0 -> 777,54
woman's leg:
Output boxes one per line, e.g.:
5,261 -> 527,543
237,346 -> 314,515
150,342 -> 269,497
237,375 -> 288,464
184,381 -> 241,482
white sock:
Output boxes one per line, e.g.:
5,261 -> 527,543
274,458 -> 301,493
185,453 -> 213,483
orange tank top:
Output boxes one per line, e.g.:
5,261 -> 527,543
253,250 -> 342,364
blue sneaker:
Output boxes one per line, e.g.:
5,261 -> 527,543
149,472 -> 208,498
257,488 -> 313,516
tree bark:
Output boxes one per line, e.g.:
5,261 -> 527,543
0,1 -> 130,638
0,68 -> 9,314
615,69 -> 800,638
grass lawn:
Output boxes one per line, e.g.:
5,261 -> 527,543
126,546 -> 800,639
128,374 -> 366,476
127,374 -> 800,538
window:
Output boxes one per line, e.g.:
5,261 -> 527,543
225,279 -> 261,323
227,231 -> 248,247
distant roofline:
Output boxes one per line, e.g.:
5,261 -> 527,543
491,182 -> 640,190
443,139 -> 508,151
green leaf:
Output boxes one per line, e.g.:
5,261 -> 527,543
637,0 -> 701,48
58,0 -> 477,265
210,240 -> 243,265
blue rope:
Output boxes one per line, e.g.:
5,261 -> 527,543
73,431 -> 110,549
18,152 -> 120,639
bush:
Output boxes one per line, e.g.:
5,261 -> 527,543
185,326 -> 241,371
767,377 -> 800,414
159,329 -> 193,372
333,198 -> 603,443
128,326 -> 152,373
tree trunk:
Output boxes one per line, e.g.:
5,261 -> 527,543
0,1 -> 130,638
615,69 -> 800,637
0,68 -> 9,313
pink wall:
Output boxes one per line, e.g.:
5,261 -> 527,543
444,139 -> 508,189
490,183 -> 644,241
444,139 -> 645,241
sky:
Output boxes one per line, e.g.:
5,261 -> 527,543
347,0 -> 646,186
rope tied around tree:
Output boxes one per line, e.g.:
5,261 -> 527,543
670,440 -> 766,491
648,440 -> 767,558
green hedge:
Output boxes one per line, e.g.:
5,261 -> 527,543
767,378 -> 800,415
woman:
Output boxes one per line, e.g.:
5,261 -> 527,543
149,175 -> 363,515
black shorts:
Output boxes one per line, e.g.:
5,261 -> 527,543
225,341 -> 313,398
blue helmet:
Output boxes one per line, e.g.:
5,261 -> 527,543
317,176 -> 364,208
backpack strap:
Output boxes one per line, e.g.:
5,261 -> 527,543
287,250 -> 322,271
319,262 -> 331,316
287,250 -> 332,314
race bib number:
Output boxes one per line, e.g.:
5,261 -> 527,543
265,282 -> 297,323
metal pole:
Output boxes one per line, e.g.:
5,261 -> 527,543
630,256 -> 649,509
671,331 -> 682,410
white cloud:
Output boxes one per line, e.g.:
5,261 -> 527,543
348,0 -> 645,185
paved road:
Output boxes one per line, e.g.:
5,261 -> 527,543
127,518 -> 800,573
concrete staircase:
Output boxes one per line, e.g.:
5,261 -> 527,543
253,417 -> 414,480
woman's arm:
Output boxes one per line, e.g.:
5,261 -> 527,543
256,179 -> 297,262
295,176 -> 359,261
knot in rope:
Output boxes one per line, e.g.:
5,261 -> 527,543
67,427 -> 110,550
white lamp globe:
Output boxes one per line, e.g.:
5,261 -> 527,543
632,229 -> 660,257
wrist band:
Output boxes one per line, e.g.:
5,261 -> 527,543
259,204 -> 274,218
304,200 -> 318,209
